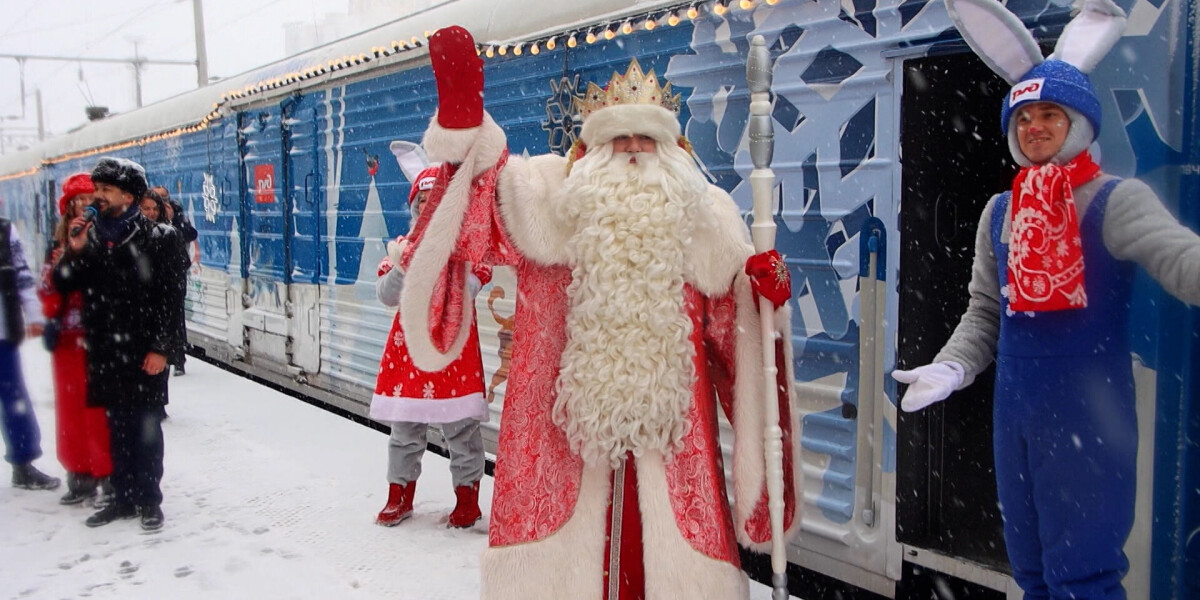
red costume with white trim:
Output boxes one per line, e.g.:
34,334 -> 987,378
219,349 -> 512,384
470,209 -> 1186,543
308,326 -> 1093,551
402,27 -> 802,600
369,253 -> 491,424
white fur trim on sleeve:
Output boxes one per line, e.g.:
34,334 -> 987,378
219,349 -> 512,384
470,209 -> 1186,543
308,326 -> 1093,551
423,112 -> 508,177
685,186 -> 754,296
496,153 -> 572,266
403,112 -> 510,372
729,274 -> 804,550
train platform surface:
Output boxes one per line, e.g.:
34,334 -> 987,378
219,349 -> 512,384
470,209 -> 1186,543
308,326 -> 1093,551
0,342 -> 787,599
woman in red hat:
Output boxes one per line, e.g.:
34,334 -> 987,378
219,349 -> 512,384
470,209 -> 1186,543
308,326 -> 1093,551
39,173 -> 113,506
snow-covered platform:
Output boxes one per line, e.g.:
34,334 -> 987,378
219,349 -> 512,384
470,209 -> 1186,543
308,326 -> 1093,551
0,342 -> 785,599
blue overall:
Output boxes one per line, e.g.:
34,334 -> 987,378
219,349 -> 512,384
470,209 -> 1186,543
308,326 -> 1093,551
992,180 -> 1136,600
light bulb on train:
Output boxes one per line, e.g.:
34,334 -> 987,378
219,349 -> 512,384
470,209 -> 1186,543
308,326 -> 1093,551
531,42 -> 540,55
586,31 -> 597,44
621,21 -> 633,35
687,6 -> 700,19
740,0 -> 754,9
567,34 -> 578,47
668,13 -> 681,26
604,28 -> 616,40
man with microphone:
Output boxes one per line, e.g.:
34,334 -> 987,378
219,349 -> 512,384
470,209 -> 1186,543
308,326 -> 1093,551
53,157 -> 188,531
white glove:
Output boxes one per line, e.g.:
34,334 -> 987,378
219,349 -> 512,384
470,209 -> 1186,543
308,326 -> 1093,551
891,361 -> 965,412
387,239 -> 410,270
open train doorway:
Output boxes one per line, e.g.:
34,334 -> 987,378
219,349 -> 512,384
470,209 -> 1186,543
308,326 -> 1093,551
895,49 -> 1016,580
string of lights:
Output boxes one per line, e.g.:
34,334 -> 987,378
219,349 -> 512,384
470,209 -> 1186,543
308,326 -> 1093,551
5,0 -> 785,172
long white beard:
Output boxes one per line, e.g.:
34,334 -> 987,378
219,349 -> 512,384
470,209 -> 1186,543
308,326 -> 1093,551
552,145 -> 709,468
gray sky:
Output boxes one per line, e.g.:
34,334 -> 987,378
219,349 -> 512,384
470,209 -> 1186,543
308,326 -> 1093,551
0,0 -> 353,151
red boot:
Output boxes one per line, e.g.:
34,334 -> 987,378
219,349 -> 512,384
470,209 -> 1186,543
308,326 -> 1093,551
447,481 -> 482,528
375,481 -> 416,527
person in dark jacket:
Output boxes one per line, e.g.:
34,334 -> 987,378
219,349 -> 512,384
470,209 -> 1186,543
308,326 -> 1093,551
0,210 -> 58,492
152,186 -> 195,376
54,157 -> 187,531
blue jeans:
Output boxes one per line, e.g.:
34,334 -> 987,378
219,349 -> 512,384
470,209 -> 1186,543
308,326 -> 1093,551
0,341 -> 42,465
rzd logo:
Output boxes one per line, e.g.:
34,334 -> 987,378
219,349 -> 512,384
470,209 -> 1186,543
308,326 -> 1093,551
1009,78 -> 1044,105
254,164 -> 276,204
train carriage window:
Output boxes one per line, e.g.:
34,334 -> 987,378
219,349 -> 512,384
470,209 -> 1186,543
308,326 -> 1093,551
896,51 -> 1016,572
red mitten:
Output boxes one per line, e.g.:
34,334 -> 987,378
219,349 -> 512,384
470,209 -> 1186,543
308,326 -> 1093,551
429,26 -> 484,129
745,250 -> 792,309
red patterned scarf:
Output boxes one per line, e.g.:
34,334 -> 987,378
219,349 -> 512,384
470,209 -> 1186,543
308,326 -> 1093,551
1007,152 -> 1101,312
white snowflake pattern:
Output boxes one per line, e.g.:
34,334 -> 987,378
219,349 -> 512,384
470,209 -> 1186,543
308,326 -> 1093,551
392,329 -> 405,346
392,383 -> 404,396
423,382 -> 435,399
1056,240 -> 1070,257
1042,256 -> 1053,269
1032,277 -> 1047,295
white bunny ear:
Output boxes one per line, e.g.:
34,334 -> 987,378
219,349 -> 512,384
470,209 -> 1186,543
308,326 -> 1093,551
945,0 -> 1044,84
1049,0 -> 1127,73
389,140 -> 430,183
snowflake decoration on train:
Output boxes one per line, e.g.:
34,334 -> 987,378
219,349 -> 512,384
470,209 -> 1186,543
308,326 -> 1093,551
202,172 -> 220,223
541,75 -> 584,156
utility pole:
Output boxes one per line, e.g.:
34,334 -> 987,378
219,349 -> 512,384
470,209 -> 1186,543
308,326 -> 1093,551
35,89 -> 44,141
132,40 -> 144,108
194,0 -> 209,86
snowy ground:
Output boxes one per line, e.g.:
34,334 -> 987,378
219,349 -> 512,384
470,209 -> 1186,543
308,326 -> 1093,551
1,342 -> 785,599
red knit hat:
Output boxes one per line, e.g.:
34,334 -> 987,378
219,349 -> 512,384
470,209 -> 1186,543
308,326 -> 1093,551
408,166 -> 440,205
58,173 -> 94,216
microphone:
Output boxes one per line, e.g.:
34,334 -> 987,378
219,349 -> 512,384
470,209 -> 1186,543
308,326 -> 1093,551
70,206 -> 98,237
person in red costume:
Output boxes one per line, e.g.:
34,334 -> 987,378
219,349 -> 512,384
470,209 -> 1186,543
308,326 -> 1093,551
39,173 -> 113,506
371,162 -> 491,529
398,26 -> 802,600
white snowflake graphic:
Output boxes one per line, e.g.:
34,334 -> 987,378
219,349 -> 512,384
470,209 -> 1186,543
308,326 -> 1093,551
1056,240 -> 1070,257
1032,278 -> 1047,295
392,383 -> 404,396
393,329 -> 405,346
423,382 -> 435,399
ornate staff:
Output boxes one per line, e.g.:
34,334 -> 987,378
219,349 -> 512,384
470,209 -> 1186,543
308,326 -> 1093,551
747,35 -> 789,600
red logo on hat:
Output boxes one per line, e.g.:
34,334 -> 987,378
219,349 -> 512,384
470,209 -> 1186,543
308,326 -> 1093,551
1009,78 -> 1044,106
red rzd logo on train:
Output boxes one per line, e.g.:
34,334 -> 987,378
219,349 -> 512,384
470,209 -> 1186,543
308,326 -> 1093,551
254,164 -> 276,204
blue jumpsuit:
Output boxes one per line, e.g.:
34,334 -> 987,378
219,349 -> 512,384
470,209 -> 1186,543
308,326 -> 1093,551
991,180 -> 1136,600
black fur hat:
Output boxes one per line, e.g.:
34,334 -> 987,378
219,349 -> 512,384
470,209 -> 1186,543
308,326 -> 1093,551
91,157 -> 149,200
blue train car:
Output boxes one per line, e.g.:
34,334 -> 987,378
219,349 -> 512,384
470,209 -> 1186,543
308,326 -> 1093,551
0,0 -> 1195,597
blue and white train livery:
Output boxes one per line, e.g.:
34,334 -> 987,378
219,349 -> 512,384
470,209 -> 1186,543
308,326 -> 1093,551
1,0 -> 1195,598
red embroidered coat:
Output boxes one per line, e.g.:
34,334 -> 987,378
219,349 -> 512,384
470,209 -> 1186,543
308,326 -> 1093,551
401,115 -> 803,600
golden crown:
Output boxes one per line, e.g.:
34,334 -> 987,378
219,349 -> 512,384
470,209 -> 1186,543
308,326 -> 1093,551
577,59 -> 682,119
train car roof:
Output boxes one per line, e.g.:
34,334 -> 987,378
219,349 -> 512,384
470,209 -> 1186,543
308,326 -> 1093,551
1,0 -> 679,175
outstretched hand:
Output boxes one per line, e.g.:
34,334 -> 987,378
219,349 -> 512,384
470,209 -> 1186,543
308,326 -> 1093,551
891,361 -> 965,412
429,26 -> 484,129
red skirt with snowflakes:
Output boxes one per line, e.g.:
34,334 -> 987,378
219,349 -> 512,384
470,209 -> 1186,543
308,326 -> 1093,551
370,311 -> 489,424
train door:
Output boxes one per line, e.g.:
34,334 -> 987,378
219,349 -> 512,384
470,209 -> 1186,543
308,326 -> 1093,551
282,94 -> 322,376
186,118 -> 245,358
238,106 -> 293,368
895,50 -> 1014,589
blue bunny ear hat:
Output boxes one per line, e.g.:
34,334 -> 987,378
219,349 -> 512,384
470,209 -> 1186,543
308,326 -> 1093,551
944,0 -> 1127,166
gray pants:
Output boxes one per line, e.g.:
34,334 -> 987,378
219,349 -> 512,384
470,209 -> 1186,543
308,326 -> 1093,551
387,418 -> 484,488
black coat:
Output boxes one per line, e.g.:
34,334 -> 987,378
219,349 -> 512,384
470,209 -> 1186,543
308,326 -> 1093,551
52,213 -> 188,409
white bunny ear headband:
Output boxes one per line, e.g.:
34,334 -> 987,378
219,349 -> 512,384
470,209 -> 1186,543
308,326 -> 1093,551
944,0 -> 1128,164
389,140 -> 432,182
